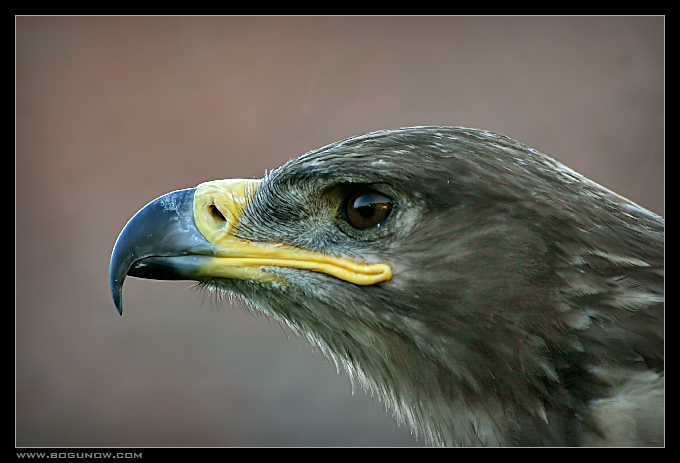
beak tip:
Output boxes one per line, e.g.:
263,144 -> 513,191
111,275 -> 124,315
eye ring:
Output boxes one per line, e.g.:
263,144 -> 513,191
344,188 -> 393,229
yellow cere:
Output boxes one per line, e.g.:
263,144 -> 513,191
192,179 -> 392,285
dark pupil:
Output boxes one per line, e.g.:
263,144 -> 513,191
346,191 -> 393,229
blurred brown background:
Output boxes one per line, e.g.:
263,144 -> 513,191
16,16 -> 663,447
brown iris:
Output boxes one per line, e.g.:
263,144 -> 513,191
345,189 -> 393,229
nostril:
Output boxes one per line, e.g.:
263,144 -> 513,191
208,204 -> 227,223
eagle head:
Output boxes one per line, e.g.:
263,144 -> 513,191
110,127 -> 664,446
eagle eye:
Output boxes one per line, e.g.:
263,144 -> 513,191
344,188 -> 393,229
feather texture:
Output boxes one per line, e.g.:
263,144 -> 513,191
222,127 -> 664,445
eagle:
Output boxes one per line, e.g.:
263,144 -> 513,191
110,126 -> 664,446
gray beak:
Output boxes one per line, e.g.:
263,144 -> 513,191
109,188 -> 213,314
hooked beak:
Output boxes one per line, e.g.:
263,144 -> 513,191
109,179 -> 392,314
